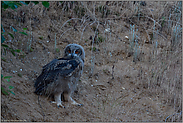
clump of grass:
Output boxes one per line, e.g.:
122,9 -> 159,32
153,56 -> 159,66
1,74 -> 15,95
56,48 -> 60,53
74,6 -> 86,18
103,69 -> 110,75
97,36 -> 105,43
90,47 -> 96,51
17,73 -> 22,77
170,25 -> 182,51
39,36 -> 43,40
1,44 -> 22,57
96,5 -> 110,18
29,47 -> 33,52
128,24 -> 141,63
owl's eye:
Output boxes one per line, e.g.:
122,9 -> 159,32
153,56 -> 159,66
68,50 -> 71,53
75,50 -> 79,54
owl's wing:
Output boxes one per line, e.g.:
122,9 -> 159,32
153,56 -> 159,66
34,57 -> 81,95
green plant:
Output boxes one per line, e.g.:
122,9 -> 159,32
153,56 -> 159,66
29,47 -> 33,52
56,48 -> 60,53
1,23 -> 26,58
74,6 -> 86,18
1,1 -> 50,47
39,36 -> 43,40
90,47 -> 96,51
161,16 -> 166,27
1,28 -> 25,62
1,44 -> 22,56
1,1 -> 50,10
17,73 -> 22,77
97,36 -> 105,43
97,5 -> 110,18
1,1 -> 23,10
1,25 -> 28,44
1,46 -> 23,62
1,74 -> 15,95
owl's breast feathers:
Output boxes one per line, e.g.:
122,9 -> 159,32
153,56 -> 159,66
34,57 -> 83,95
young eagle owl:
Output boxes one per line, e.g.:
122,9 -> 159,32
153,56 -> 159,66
34,44 -> 85,108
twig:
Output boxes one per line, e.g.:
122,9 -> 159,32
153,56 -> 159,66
111,65 -> 114,79
38,95 -> 45,121
55,33 -> 57,52
165,111 -> 182,122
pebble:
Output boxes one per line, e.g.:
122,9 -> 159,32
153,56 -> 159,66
125,36 -> 129,39
105,28 -> 110,32
13,70 -> 17,73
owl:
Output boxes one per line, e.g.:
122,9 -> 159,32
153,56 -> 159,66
34,44 -> 85,108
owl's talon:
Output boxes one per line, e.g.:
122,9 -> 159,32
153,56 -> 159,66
78,104 -> 83,107
50,101 -> 65,108
58,105 -> 65,108
57,103 -> 65,108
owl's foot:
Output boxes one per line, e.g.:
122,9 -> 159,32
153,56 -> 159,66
50,101 -> 65,108
64,93 -> 83,107
70,97 -> 83,107
52,93 -> 65,108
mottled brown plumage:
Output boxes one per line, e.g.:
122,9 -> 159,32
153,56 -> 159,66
34,44 -> 85,108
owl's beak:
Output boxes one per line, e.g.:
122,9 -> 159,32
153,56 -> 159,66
71,53 -> 74,58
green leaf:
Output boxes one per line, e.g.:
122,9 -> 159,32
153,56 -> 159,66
1,24 -> 6,32
19,1 -> 29,5
17,73 -> 22,77
15,2 -> 22,7
56,48 -> 60,53
39,36 -> 43,40
23,28 -> 27,30
1,57 -> 7,62
3,48 -> 7,55
42,1 -> 49,8
1,44 -> 9,48
1,87 -> 9,95
14,49 -> 21,53
8,33 -> 14,39
25,1 -> 30,5
19,32 -> 28,35
12,26 -> 17,32
30,47 -> 33,52
8,90 -> 15,95
5,1 -> 18,10
10,91 -> 15,95
1,2 -> 9,9
10,50 -> 16,56
8,86 -> 14,89
1,35 -> 5,43
31,1 -> 39,5
4,76 -> 12,79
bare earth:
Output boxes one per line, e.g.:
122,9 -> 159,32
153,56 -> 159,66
1,1 -> 182,122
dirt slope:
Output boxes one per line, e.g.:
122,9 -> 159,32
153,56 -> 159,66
1,1 -> 182,122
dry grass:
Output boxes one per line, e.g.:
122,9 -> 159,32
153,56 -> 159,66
1,1 -> 182,122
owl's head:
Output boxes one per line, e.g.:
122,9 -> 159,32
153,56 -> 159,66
64,44 -> 85,62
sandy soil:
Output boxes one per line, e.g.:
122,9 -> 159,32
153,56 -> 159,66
1,1 -> 182,122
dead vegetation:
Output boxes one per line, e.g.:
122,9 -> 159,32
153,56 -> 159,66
1,1 -> 182,122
